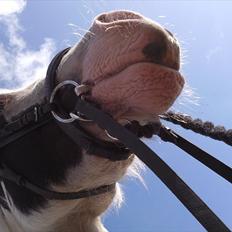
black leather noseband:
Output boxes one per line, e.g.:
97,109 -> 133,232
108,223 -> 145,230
0,47 -> 231,232
44,47 -> 131,161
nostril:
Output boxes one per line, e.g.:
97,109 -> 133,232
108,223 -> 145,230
97,14 -> 107,23
96,11 -> 142,24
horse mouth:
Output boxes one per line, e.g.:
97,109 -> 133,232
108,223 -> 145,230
89,62 -> 180,139
89,61 -> 184,125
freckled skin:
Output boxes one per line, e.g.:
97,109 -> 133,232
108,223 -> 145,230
90,63 -> 184,121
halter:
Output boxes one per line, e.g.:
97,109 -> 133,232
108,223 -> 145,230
0,47 -> 231,232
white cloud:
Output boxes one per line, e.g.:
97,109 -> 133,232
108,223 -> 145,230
0,0 -> 26,16
0,0 -> 56,89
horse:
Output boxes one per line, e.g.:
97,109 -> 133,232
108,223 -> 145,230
0,10 -> 184,232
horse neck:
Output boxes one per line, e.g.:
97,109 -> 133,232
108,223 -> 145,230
2,79 -> 46,120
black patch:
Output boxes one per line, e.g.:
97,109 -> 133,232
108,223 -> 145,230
0,120 -> 82,214
143,39 -> 167,63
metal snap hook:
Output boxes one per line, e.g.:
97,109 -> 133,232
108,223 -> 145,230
104,119 -> 131,141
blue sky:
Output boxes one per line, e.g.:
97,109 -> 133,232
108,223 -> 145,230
0,1 -> 231,231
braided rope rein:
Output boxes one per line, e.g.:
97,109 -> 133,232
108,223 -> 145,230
160,111 -> 232,147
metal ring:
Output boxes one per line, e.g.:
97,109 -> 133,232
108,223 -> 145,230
104,119 -> 132,141
104,130 -> 119,141
50,80 -> 80,123
69,112 -> 93,122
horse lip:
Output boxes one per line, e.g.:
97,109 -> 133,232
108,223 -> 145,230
92,60 -> 181,86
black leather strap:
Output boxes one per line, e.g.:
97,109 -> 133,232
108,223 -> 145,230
71,97 -> 230,232
0,117 -> 52,149
0,103 -> 53,149
0,100 -> 130,160
45,47 -> 71,99
158,126 -> 232,184
0,164 -> 115,205
57,122 -> 130,161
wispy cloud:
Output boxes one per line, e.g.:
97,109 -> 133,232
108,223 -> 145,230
206,46 -> 222,63
0,0 -> 56,89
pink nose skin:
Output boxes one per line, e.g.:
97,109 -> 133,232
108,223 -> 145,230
94,11 -> 180,70
96,10 -> 144,23
57,11 -> 184,122
98,11 -> 179,71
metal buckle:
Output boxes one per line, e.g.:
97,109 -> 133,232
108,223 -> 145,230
34,106 -> 38,122
50,80 -> 92,123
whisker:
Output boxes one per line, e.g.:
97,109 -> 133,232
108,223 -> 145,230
72,32 -> 88,41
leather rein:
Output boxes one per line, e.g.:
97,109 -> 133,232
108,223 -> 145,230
0,48 -> 231,232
